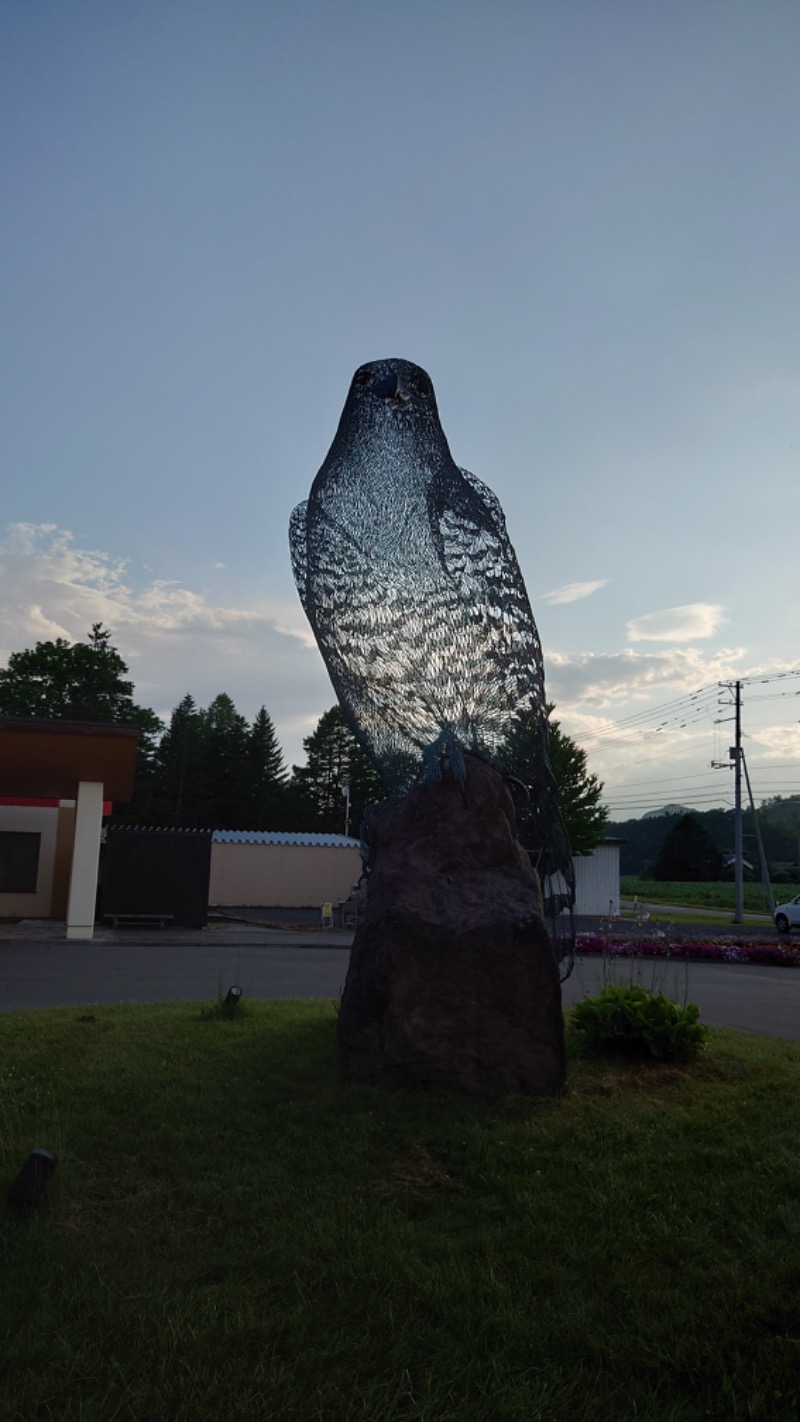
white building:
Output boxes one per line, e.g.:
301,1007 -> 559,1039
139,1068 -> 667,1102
572,839 -> 622,917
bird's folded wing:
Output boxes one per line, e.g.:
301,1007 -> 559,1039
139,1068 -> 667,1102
434,467 -> 546,698
289,501 -> 310,614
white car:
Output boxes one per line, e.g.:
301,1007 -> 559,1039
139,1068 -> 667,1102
773,897 -> 800,933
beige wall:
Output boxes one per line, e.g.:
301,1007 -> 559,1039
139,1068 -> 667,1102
0,805 -> 59,917
209,842 -> 362,908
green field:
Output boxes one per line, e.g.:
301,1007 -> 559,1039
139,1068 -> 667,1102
621,877 -> 798,914
2,999 -> 800,1420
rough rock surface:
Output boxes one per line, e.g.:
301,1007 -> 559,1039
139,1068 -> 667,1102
337,754 -> 566,1100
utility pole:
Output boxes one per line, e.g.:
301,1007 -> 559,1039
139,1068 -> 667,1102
731,679 -> 743,924
742,748 -> 775,916
715,679 -> 744,924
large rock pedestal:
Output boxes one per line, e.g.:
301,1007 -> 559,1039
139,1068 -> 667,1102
337,755 -> 566,1100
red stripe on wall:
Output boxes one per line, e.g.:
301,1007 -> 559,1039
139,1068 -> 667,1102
0,797 -> 60,807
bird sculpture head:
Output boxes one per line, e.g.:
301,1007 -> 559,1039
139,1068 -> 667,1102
323,357 -> 450,469
347,357 -> 436,410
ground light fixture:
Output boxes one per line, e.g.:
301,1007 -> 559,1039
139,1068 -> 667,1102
224,986 -> 243,1007
7,1148 -> 58,1212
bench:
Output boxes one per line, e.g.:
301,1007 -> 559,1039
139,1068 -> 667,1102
104,913 -> 176,929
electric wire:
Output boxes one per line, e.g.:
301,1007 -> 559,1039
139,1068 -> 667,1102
572,673 -> 800,754
574,688 -> 719,746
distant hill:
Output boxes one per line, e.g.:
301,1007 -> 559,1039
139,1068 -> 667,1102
641,804 -> 693,820
607,801 -> 800,877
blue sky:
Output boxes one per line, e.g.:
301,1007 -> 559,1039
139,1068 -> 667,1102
2,1 -> 799,816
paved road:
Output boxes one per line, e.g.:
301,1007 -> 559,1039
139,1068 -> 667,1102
1,930 -> 799,1039
0,934 -> 350,1012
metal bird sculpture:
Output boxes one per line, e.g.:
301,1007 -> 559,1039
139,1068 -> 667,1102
290,357 -> 574,955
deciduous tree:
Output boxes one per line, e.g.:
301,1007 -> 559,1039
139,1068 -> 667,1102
0,623 -> 159,729
501,705 -> 608,855
0,624 -> 161,812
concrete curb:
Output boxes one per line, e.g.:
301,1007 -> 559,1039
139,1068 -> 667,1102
0,920 -> 354,950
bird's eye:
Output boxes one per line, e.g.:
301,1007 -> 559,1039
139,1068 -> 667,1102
353,370 -> 373,388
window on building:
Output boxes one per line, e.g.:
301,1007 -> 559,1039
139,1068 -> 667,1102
0,832 -> 41,893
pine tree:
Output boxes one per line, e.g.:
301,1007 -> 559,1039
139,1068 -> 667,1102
201,693 -> 252,829
152,695 -> 211,826
650,814 -> 724,882
290,706 -> 383,835
247,706 -> 288,829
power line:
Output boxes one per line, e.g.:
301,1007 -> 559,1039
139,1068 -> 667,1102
739,690 -> 800,704
577,703 -> 721,751
606,789 -> 732,805
742,763 -> 800,771
576,699 -> 719,745
602,773 -> 727,796
605,772 -> 800,797
737,669 -> 800,686
583,712 -> 720,747
604,779 -> 730,795
575,688 -> 719,745
605,774 -> 742,808
607,806 -> 734,817
571,673 -> 800,753
598,666 -> 800,825
607,794 -> 735,810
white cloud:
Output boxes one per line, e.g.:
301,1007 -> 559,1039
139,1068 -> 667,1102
539,579 -> 607,605
544,645 -> 746,708
545,648 -> 800,804
0,523 -> 330,763
748,724 -> 800,760
626,603 -> 726,643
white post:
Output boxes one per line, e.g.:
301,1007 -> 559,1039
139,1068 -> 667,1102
66,781 -> 104,940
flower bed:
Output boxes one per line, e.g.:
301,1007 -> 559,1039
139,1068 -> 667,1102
576,934 -> 800,968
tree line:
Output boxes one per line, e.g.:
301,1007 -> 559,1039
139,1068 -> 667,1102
127,694 -> 385,833
609,799 -> 800,880
0,625 -> 608,847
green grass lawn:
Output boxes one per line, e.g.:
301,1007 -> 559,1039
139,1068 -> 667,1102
621,877 -> 795,914
616,904 -> 749,927
2,1000 -> 800,1421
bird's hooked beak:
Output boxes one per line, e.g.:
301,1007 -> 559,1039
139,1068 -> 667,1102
374,371 -> 411,404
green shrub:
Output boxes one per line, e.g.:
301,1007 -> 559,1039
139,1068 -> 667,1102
570,984 -> 709,1062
